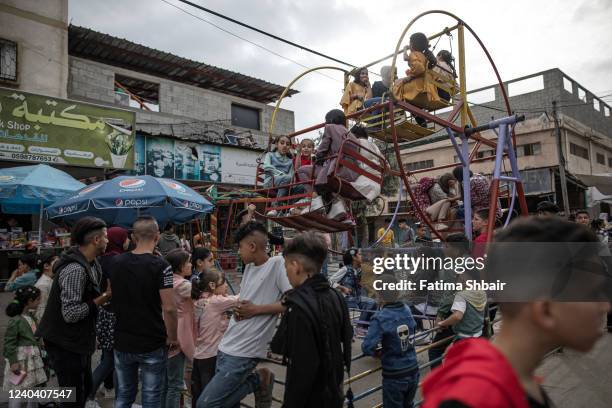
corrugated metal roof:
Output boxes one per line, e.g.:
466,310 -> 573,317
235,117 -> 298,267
68,25 -> 298,104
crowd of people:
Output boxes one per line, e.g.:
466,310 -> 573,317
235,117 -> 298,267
1,201 -> 609,408
1,28 -> 611,408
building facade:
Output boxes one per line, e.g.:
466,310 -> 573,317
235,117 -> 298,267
383,69 -> 612,219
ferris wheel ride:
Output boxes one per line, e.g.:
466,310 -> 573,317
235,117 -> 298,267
248,10 -> 529,244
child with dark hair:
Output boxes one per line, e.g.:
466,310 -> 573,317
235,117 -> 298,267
6,253 -> 39,292
162,249 -> 194,408
393,32 -> 441,111
191,269 -> 239,403
34,253 -> 58,322
271,231 -> 353,407
297,138 -> 315,167
191,247 -> 214,282
158,222 -> 181,256
471,208 -> 490,258
432,50 -> 457,101
329,248 -> 378,334
340,67 -> 372,115
263,135 -> 304,216
422,217 -> 611,408
363,273 -> 419,408
197,221 -> 290,408
3,286 -> 47,395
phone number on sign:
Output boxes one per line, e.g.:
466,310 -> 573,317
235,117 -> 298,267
7,153 -> 60,163
6,388 -> 74,401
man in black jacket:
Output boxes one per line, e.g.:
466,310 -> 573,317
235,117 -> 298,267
271,232 -> 353,408
37,217 -> 109,408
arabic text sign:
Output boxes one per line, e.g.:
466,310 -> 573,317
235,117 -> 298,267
0,87 -> 135,169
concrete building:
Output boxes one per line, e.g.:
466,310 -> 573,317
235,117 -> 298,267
0,0 -> 69,98
0,0 -> 296,254
381,69 -> 612,221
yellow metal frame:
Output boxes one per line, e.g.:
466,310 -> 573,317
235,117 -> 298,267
268,66 -> 349,143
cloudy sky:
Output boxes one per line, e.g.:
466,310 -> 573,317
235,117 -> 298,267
69,0 -> 612,131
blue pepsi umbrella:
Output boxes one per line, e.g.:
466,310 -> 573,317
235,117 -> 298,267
0,164 -> 85,214
47,175 -> 213,228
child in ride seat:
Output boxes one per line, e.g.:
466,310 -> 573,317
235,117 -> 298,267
392,32 -> 441,126
296,138 -> 314,167
262,135 -> 304,216
432,50 -> 457,102
350,126 -> 383,201
362,273 -> 419,408
295,110 -> 359,220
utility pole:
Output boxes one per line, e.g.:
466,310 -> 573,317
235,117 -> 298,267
552,101 -> 570,218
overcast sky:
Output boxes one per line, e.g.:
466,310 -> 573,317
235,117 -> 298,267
69,0 -> 612,132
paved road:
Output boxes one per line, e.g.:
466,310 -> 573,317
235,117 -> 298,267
0,292 -> 610,407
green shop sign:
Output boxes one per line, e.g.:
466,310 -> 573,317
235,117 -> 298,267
0,87 -> 135,169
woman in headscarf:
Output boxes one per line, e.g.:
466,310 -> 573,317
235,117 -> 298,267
88,226 -> 129,404
340,67 -> 372,115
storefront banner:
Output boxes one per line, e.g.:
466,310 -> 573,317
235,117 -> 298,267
145,136 -> 175,178
221,147 -> 259,185
0,87 -> 135,169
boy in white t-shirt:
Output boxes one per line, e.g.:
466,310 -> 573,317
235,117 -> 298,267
197,221 -> 290,408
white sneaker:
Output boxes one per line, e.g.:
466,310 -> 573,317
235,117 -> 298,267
310,196 -> 325,212
327,199 -> 347,220
266,209 -> 278,217
85,400 -> 102,408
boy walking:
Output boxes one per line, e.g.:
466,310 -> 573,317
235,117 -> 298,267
271,232 -> 353,407
198,221 -> 290,408
422,217 -> 611,408
362,273 -> 419,408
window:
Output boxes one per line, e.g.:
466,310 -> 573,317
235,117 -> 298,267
596,152 -> 605,165
604,105 -> 610,117
570,142 -> 589,160
508,75 -> 544,97
476,150 -> 494,159
115,74 -> 159,111
516,142 -> 542,157
0,39 -> 17,82
608,157 -> 612,168
578,87 -> 586,102
594,99 -> 601,112
405,159 -> 434,172
231,104 -> 260,130
563,77 -> 573,94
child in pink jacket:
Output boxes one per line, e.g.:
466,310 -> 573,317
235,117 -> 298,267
191,268 -> 239,403
162,249 -> 195,408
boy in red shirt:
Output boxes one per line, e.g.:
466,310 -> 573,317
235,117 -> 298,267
422,217 -> 610,408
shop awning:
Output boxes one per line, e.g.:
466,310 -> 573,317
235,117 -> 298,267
576,173 -> 612,196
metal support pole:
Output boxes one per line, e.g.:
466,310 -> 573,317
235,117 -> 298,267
37,200 -> 43,255
458,24 -> 468,127
552,101 -> 570,218
461,134 -> 472,239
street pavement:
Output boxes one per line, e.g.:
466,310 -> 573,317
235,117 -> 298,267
0,292 -> 610,407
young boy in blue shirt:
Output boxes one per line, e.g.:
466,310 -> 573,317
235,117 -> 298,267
362,273 -> 419,408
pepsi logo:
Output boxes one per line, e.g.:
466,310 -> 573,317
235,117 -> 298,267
163,180 -> 187,193
119,178 -> 146,189
115,198 -> 123,206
